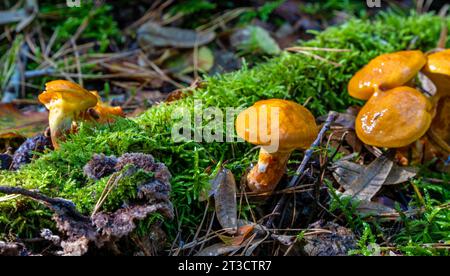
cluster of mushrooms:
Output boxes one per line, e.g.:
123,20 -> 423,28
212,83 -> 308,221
37,49 -> 449,195
349,50 -> 449,167
38,80 -> 124,149
235,49 -> 450,195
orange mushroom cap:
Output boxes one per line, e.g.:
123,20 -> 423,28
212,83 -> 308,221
38,80 -> 98,148
235,99 -> 318,152
89,91 -> 125,123
235,99 -> 318,193
348,50 -> 427,100
39,80 -> 98,116
424,49 -> 450,76
355,86 -> 433,148
423,49 -> 450,97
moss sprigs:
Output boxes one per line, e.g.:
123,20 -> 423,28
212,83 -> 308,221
1,13 -> 449,245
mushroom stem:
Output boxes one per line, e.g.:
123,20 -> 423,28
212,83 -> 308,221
247,148 -> 292,193
47,107 -> 73,149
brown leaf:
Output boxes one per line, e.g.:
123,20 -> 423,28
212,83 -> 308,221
417,71 -> 437,97
342,155 -> 393,201
0,104 -> 48,138
212,168 -> 237,234
138,21 -> 215,49
333,112 -> 356,129
344,131 -> 363,153
333,159 -> 417,187
384,165 -> 418,185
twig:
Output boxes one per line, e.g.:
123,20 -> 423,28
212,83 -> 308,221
91,172 -> 121,217
285,46 -> 351,52
24,68 -> 55,78
265,111 -> 337,228
287,49 -> 342,67
0,185 -> 83,219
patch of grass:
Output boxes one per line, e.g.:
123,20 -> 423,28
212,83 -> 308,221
239,0 -> 286,24
22,1 -> 122,91
1,12 -> 449,247
326,166 -> 449,255
39,1 -> 121,52
0,35 -> 22,93
394,173 -> 450,256
168,0 -> 217,17
300,0 -> 368,18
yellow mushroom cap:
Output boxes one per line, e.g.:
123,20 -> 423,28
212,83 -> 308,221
89,91 -> 125,123
423,49 -> 450,97
348,50 -> 427,100
38,80 -> 98,149
424,49 -> 450,76
355,86 -> 433,148
235,99 -> 318,152
38,80 -> 98,113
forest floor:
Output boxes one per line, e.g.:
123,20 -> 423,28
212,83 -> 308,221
0,0 -> 449,256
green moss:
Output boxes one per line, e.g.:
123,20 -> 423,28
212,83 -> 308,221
1,12 -> 449,243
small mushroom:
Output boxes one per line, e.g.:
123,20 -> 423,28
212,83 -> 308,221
355,86 -> 433,148
348,50 -> 427,100
235,99 -> 318,193
38,80 -> 98,149
89,91 -> 125,123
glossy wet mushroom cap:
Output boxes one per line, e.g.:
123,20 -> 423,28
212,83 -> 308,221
348,50 -> 427,100
423,49 -> 450,97
355,86 -> 433,148
236,99 -> 318,151
235,99 -> 318,193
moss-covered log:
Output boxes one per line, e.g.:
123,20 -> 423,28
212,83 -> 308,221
1,12 -> 449,240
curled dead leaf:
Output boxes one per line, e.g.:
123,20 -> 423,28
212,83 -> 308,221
211,168 -> 237,234
341,155 -> 393,201
332,159 -> 417,187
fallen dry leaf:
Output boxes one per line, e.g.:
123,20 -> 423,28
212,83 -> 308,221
332,159 -> 417,187
0,104 -> 48,152
0,104 -> 48,138
211,168 -> 237,234
341,155 -> 393,201
417,71 -> 437,97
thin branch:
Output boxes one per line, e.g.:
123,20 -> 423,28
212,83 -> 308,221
265,111 -> 337,228
0,185 -> 85,220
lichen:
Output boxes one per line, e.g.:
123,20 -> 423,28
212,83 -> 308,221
1,12 -> 449,240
